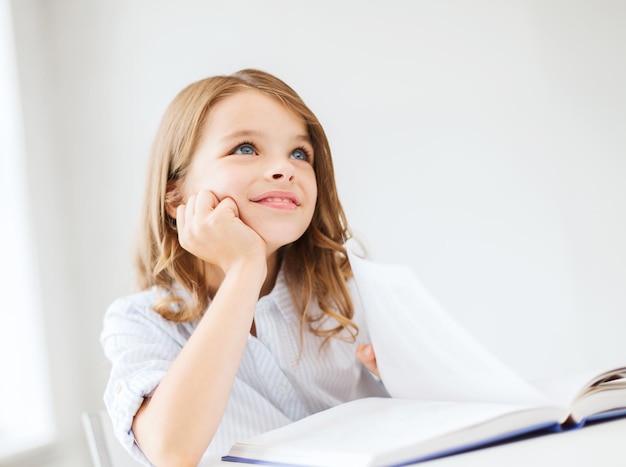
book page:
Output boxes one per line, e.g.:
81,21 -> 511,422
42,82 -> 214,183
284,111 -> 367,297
532,367 -> 626,422
532,369 -> 607,405
226,398 -> 563,467
350,255 -> 547,406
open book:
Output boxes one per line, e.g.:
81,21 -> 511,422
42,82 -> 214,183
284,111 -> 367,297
223,255 -> 626,466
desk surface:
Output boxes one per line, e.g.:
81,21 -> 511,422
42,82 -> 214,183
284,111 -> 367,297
202,417 -> 626,467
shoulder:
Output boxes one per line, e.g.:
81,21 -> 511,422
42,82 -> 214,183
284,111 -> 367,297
102,287 -> 199,347
105,287 -> 163,324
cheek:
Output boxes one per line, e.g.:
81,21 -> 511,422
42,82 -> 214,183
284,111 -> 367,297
309,185 -> 318,215
186,171 -> 247,202
308,173 -> 318,210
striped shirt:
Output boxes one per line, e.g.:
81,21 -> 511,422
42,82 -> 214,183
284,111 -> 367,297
101,263 -> 389,466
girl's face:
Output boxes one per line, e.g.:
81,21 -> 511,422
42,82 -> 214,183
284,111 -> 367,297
181,89 -> 318,254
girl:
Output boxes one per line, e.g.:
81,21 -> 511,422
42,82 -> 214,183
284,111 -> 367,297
101,69 -> 386,467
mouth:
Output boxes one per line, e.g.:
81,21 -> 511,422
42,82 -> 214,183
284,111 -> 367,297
251,191 -> 300,210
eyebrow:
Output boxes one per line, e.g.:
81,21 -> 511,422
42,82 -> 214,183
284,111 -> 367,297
222,129 -> 312,144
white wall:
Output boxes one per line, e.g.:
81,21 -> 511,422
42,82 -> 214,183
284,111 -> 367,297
10,0 -> 626,465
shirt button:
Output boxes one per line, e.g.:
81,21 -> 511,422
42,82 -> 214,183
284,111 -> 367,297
278,385 -> 288,395
115,382 -> 123,394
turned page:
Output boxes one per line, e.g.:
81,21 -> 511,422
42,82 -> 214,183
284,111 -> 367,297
532,366 -> 626,422
349,254 -> 547,406
532,369 -> 610,406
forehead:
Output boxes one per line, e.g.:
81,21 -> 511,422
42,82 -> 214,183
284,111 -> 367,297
203,89 -> 308,136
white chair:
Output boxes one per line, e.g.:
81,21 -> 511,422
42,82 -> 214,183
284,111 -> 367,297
82,410 -> 143,467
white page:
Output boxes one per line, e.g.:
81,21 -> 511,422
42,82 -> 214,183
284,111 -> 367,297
533,366 -> 626,407
228,398 -> 562,467
349,254 -> 547,406
532,370 -> 603,406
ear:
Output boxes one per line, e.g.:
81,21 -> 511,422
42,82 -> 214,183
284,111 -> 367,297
165,182 -> 183,219
165,201 -> 178,219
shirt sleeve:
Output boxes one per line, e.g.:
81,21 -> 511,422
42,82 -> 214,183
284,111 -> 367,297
100,293 -> 192,466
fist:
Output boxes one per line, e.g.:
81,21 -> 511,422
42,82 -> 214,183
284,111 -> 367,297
176,190 -> 266,273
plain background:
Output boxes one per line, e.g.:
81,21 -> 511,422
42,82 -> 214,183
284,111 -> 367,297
8,0 -> 626,465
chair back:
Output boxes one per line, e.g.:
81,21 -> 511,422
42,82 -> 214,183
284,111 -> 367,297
82,410 -> 142,467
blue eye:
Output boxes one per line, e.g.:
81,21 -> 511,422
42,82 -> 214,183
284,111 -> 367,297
232,143 -> 256,155
290,148 -> 309,161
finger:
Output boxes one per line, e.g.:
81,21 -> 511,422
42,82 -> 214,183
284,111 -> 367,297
176,203 -> 186,231
195,190 -> 220,218
357,344 -> 374,361
213,196 -> 240,218
356,344 -> 377,373
185,194 -> 196,222
177,195 -> 196,248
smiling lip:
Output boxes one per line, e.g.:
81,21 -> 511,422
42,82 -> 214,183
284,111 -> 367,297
251,191 -> 300,210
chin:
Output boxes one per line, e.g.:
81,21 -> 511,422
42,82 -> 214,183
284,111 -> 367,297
257,228 -> 308,254
245,216 -> 311,253
263,235 -> 305,254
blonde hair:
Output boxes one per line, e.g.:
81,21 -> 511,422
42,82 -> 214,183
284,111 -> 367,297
135,69 -> 357,342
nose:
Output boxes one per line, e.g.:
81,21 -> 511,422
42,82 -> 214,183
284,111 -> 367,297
272,172 -> 294,182
267,158 -> 295,182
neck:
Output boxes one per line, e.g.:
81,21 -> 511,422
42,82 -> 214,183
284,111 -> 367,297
205,252 -> 280,299
260,252 -> 279,296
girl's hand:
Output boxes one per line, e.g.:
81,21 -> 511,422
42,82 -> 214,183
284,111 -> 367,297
356,344 -> 380,379
176,190 -> 266,274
